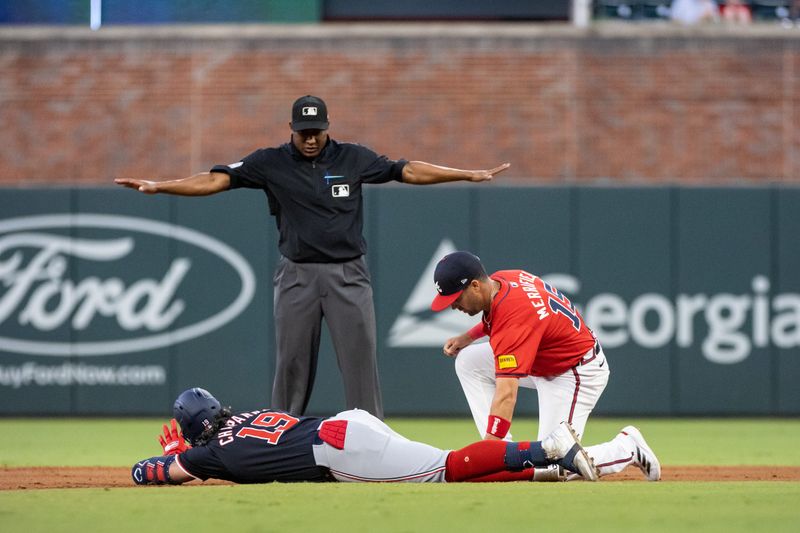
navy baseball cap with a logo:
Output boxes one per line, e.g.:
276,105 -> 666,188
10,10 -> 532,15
430,251 -> 486,312
291,95 -> 329,131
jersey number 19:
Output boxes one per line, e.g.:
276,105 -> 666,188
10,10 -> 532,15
236,412 -> 300,445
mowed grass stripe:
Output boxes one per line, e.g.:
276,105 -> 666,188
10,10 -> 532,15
1,482 -> 799,533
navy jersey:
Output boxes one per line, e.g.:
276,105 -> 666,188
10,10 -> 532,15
175,409 -> 330,484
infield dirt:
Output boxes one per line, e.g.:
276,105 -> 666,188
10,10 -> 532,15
2,466 -> 799,490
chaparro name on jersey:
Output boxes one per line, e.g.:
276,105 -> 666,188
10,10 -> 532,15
216,410 -> 266,446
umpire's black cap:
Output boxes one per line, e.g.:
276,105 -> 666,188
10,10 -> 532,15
431,251 -> 486,312
291,95 -> 329,131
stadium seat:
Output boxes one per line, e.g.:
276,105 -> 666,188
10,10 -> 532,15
748,1 -> 792,21
641,1 -> 672,19
594,1 -> 797,23
594,1 -> 674,21
594,0 -> 635,20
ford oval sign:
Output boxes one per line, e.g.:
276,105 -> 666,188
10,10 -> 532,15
0,214 -> 256,356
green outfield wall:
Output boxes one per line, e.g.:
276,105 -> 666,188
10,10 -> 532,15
0,185 -> 798,416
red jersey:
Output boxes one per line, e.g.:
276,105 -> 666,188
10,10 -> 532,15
479,270 -> 595,377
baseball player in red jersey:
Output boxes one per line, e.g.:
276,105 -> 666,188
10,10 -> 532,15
430,251 -> 661,481
132,387 -> 599,486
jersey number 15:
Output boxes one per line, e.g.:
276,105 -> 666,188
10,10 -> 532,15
542,281 -> 582,331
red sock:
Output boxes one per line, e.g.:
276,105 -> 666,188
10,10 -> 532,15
445,441 -> 517,482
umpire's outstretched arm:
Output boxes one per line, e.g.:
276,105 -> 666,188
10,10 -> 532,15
114,171 -> 231,196
401,161 -> 510,185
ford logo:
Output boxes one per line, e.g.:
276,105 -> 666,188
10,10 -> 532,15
0,214 -> 256,356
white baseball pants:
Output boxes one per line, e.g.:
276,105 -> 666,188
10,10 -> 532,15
454,342 -> 636,478
454,341 -> 609,440
312,409 -> 449,482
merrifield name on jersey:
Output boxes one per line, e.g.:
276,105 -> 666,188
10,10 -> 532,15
517,271 -> 550,320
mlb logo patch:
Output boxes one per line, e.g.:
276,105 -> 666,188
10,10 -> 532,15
332,184 -> 350,198
302,106 -> 318,116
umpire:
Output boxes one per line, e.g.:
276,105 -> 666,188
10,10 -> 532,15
116,95 -> 509,418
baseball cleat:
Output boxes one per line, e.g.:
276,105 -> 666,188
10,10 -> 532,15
542,421 -> 599,482
532,465 -> 568,482
620,426 -> 661,481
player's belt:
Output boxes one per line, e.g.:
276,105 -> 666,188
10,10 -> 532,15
577,340 -> 601,366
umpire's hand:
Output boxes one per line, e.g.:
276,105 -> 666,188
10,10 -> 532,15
469,163 -> 511,182
115,178 -> 160,193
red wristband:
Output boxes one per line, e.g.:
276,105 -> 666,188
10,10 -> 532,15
467,323 -> 485,341
486,415 -> 511,439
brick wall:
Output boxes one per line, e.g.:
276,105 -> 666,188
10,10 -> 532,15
1,24 -> 798,185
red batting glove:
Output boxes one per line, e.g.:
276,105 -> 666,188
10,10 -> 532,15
158,418 -> 191,455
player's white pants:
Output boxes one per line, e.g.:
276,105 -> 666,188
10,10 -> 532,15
585,434 -> 639,478
454,342 -> 637,479
312,409 -> 449,483
454,341 -> 609,440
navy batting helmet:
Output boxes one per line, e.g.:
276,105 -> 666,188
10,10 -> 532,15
173,387 -> 221,445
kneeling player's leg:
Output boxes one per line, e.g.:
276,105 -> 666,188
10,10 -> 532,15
583,426 -> 661,480
534,351 -> 609,440
454,343 -> 535,440
584,436 -> 635,478
453,343 -> 495,438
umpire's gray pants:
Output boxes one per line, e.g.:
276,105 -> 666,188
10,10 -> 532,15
271,255 -> 384,418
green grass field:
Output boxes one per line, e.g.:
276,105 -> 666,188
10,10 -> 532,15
1,417 -> 799,533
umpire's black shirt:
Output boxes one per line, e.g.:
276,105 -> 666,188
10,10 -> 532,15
211,139 -> 407,263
